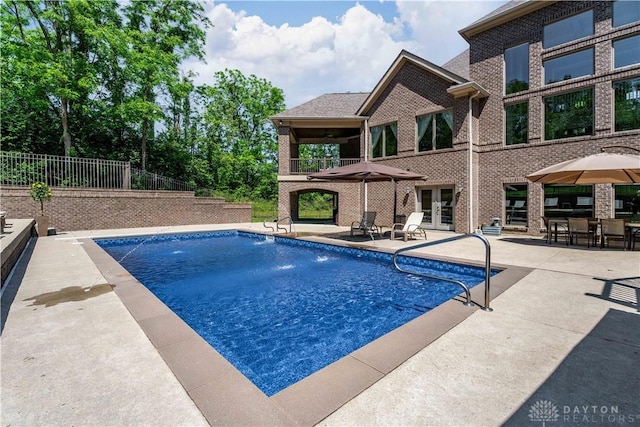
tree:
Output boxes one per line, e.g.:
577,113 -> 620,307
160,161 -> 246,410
198,69 -> 286,199
1,0 -> 121,156
123,0 -> 209,170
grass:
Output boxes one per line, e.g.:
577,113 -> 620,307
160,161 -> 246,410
251,196 -> 334,222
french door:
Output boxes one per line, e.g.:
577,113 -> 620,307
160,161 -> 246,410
419,187 -> 455,230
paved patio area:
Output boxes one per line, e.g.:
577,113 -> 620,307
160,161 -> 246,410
1,222 -> 639,426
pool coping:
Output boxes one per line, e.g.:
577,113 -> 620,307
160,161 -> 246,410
81,230 -> 532,426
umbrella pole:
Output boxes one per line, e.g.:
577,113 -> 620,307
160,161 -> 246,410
364,180 -> 368,212
393,179 -> 397,224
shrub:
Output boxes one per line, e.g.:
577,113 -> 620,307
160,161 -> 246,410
29,182 -> 52,216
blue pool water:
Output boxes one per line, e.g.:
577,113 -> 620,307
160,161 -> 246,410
97,231 -> 495,396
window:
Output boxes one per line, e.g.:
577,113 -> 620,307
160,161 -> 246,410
613,0 -> 640,27
543,185 -> 594,218
371,122 -> 397,158
505,43 -> 529,94
505,102 -> 528,145
505,184 -> 528,225
615,184 -> 640,220
544,88 -> 594,140
544,49 -> 593,84
417,110 -> 453,151
543,10 -> 593,49
614,78 -> 640,132
614,35 -> 640,68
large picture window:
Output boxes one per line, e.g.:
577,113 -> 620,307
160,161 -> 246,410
614,78 -> 640,132
371,122 -> 397,158
544,88 -> 594,140
614,35 -> 640,69
417,110 -> 453,152
505,102 -> 528,145
615,185 -> 640,220
544,49 -> 593,84
543,10 -> 593,49
613,0 -> 640,27
544,185 -> 594,218
505,43 -> 529,94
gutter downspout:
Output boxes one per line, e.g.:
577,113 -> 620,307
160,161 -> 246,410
364,119 -> 369,211
468,90 -> 481,233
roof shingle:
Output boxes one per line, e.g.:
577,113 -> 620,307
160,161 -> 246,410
441,49 -> 470,80
273,92 -> 370,119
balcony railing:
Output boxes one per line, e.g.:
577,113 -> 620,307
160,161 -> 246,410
289,158 -> 360,174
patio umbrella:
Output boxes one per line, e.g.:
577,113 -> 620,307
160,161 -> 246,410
526,153 -> 640,184
308,161 -> 425,221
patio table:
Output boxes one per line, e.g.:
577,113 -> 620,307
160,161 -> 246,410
548,218 -> 568,243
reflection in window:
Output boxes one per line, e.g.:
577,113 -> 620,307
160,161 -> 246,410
613,0 -> 640,27
615,184 -> 640,220
614,35 -> 640,68
505,43 -> 529,94
544,88 -> 594,140
505,184 -> 528,225
417,110 -> 453,152
544,185 -> 594,218
614,78 -> 640,132
543,10 -> 593,48
370,122 -> 397,158
505,102 -> 528,145
544,49 -> 593,84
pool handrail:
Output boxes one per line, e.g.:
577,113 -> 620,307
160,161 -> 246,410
263,217 -> 292,233
392,233 -> 493,311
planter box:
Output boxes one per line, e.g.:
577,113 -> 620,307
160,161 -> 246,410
481,225 -> 502,236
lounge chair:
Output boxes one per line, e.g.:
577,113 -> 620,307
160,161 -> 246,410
350,211 -> 379,238
391,212 -> 427,241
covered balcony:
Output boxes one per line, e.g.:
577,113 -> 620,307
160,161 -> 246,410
287,126 -> 363,175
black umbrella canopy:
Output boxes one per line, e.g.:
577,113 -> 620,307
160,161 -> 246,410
308,161 -> 425,182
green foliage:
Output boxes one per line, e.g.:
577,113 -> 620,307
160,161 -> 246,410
29,182 -> 52,215
298,193 -> 333,218
251,198 -> 278,222
1,0 -> 285,205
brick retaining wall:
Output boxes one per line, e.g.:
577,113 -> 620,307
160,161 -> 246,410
0,187 -> 252,232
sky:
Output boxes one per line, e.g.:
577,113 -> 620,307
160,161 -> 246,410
185,0 -> 509,109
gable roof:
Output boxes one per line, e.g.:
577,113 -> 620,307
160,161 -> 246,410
357,50 -> 486,115
459,0 -> 556,42
272,92 -> 369,120
442,49 -> 469,80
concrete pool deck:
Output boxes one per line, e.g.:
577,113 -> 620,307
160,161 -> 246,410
1,222 -> 639,426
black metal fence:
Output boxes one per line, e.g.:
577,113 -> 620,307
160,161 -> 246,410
0,152 -> 194,191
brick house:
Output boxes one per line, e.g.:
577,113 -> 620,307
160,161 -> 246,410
272,0 -> 640,234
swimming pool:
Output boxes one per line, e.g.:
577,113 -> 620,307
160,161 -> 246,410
97,231 -> 496,396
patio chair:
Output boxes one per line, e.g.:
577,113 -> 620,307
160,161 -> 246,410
391,212 -> 427,241
568,217 -> 594,248
350,211 -> 379,238
541,216 -> 568,244
600,218 -> 627,250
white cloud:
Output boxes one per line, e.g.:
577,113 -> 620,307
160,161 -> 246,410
395,0 -> 505,64
185,1 -> 505,109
